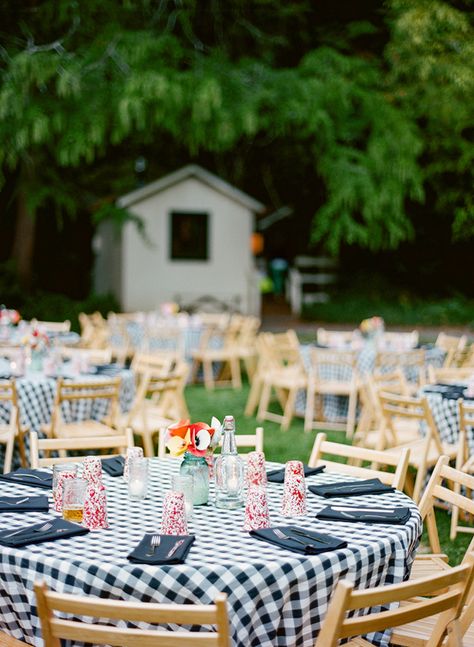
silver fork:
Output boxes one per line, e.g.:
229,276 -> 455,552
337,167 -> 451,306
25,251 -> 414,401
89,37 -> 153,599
272,528 -> 311,548
146,535 -> 161,556
4,521 -> 53,539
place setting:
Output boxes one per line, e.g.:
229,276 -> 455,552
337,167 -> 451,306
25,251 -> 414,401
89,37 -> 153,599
0,468 -> 53,489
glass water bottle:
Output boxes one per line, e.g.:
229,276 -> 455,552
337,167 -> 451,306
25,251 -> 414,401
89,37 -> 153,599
215,415 -> 245,509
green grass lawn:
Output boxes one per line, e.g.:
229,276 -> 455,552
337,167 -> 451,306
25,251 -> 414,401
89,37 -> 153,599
185,380 -> 472,565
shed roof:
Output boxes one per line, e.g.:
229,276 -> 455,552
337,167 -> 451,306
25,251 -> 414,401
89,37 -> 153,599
117,164 -> 265,213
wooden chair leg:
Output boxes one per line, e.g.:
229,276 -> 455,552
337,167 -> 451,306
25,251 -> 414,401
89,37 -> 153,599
17,430 -> 28,468
203,361 -> 215,390
281,387 -> 297,431
412,463 -> 427,504
346,387 -> 358,439
3,436 -> 14,474
257,382 -> 272,422
230,357 -> 242,390
190,359 -> 201,384
304,387 -> 315,433
245,375 -> 262,417
141,430 -> 155,458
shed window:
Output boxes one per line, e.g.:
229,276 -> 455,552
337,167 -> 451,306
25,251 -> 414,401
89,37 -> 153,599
169,211 -> 209,261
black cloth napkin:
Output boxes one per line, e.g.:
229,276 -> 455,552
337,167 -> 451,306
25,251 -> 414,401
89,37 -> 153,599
309,478 -> 395,498
423,384 -> 473,401
128,533 -> 195,565
0,468 -> 53,490
101,456 -> 125,477
0,495 -> 49,513
267,464 -> 325,484
250,525 -> 347,555
0,517 -> 89,548
94,364 -> 122,376
316,505 -> 411,524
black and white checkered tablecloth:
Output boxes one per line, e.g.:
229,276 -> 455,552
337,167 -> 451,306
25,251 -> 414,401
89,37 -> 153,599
0,459 -> 422,647
298,345 -> 446,422
422,387 -> 474,454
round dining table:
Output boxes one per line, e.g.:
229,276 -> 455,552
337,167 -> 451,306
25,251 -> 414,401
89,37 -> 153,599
0,458 -> 422,647
422,382 -> 474,454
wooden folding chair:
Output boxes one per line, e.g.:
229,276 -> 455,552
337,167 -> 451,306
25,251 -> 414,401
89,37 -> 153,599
308,432 -> 410,491
316,328 -> 357,348
119,359 -> 189,456
426,365 -> 474,384
30,319 -> 71,333
452,400 -> 474,539
244,330 -> 301,418
374,348 -> 426,389
435,332 -> 468,368
377,392 -> 459,502
30,428 -> 134,468
0,381 -> 27,473
41,378 -> 121,441
235,315 -> 260,381
409,455 -> 474,582
304,348 -> 359,437
35,581 -> 230,647
256,332 -> 307,431
191,317 -> 242,390
314,558 -> 474,647
382,330 -> 419,349
60,347 -> 112,366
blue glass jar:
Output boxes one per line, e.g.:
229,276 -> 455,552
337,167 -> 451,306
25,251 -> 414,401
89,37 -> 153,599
180,452 -> 209,505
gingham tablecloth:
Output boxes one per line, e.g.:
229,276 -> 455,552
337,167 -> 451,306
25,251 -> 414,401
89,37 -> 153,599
0,459 -> 422,647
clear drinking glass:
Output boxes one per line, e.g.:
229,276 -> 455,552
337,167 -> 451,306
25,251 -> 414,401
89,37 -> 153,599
127,457 -> 149,501
171,474 -> 194,519
62,478 -> 88,524
52,464 -> 78,511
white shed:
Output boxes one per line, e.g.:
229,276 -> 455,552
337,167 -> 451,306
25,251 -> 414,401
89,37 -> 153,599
93,164 -> 265,315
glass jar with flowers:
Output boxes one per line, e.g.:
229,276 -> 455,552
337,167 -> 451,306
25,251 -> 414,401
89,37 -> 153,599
165,419 -> 221,505
359,316 -> 385,345
21,328 -> 50,372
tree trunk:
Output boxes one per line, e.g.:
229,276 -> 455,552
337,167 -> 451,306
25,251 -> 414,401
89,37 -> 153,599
11,188 -> 36,290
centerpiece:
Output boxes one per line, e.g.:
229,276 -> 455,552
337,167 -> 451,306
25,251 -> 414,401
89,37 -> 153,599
359,316 -> 384,341
165,418 -> 221,505
21,328 -> 50,371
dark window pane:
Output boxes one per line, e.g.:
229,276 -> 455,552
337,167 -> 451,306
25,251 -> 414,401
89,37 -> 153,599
169,211 -> 209,261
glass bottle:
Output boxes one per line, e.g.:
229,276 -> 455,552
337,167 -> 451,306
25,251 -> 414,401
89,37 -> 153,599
215,415 -> 245,509
180,452 -> 209,505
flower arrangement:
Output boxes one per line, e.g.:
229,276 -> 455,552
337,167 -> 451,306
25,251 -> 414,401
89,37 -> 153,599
166,417 -> 222,458
21,328 -> 50,353
359,316 -> 384,338
0,308 -> 21,326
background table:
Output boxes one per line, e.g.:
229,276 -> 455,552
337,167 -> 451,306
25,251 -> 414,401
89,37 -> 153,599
0,459 -> 422,647
0,365 -> 134,469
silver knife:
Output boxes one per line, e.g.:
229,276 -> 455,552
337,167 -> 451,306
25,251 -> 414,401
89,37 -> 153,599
167,539 -> 185,558
331,506 -> 400,513
291,529 -> 334,545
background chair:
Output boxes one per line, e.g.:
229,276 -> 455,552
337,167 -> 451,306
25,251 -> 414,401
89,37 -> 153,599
452,400 -> 474,539
304,348 -> 359,437
191,317 -> 242,390
316,328 -> 357,348
119,358 -> 189,456
410,455 -> 474,582
30,428 -> 134,467
377,391 -> 459,502
0,380 -> 27,473
256,331 -> 307,431
35,581 -> 230,647
308,432 -> 410,491
435,332 -> 468,368
374,348 -> 426,389
314,559 -> 474,647
30,319 -> 71,333
41,378 -> 121,441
